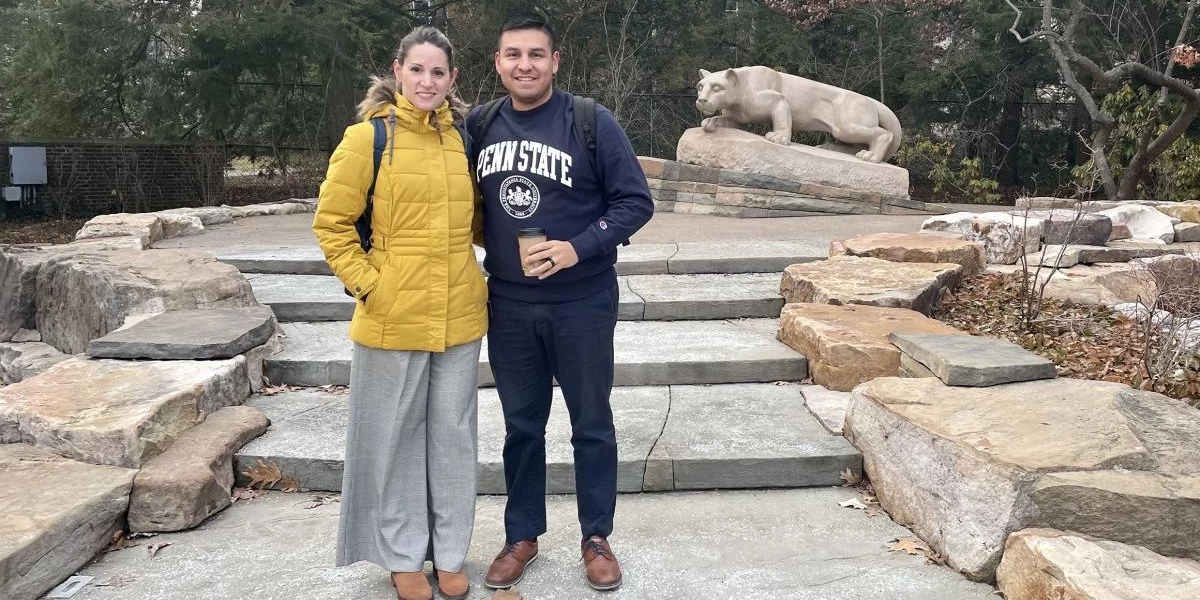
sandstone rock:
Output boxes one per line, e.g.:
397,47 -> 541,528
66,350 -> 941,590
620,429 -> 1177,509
1015,197 -> 1081,211
128,406 -> 270,532
0,341 -> 70,384
997,528 -> 1200,600
35,249 -> 257,355
87,306 -> 277,360
0,239 -> 146,342
898,352 -> 937,379
829,232 -> 985,276
0,356 -> 250,468
1041,263 -> 1156,307
776,303 -> 964,391
888,332 -> 1056,386
638,156 -> 667,178
1018,209 -> 1112,246
845,377 -> 1200,581
780,256 -> 963,315
921,212 -> 1045,264
1175,222 -> 1200,243
74,213 -> 164,246
676,127 -> 910,200
1110,223 -> 1133,241
0,444 -> 136,600
157,206 -> 234,226
1157,201 -> 1200,224
241,333 -> 282,393
1099,204 -> 1176,243
156,212 -> 204,239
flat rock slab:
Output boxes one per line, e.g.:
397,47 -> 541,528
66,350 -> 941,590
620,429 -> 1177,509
75,213 -> 164,246
266,319 -> 807,387
781,256 -> 963,316
997,528 -> 1200,600
36,249 -> 257,355
71,488 -> 996,600
0,444 -> 136,600
668,240 -> 826,274
651,383 -> 860,490
1040,263 -> 1155,307
0,341 -> 69,384
128,405 -> 270,533
677,127 -> 911,199
1017,210 -> 1112,246
86,306 -> 276,360
778,303 -> 965,392
1099,204 -> 1176,243
1175,222 -> 1200,242
625,272 -> 783,320
846,377 -> 1200,581
888,332 -> 1056,387
0,356 -> 250,468
830,232 -> 986,276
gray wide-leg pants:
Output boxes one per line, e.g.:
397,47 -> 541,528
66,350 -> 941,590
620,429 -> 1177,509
335,339 -> 482,572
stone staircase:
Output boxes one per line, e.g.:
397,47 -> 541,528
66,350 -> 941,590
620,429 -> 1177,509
223,241 -> 865,494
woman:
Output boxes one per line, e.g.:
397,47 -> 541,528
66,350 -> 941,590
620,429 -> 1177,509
313,26 -> 486,600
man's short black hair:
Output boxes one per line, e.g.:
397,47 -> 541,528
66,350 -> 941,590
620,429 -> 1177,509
500,12 -> 557,49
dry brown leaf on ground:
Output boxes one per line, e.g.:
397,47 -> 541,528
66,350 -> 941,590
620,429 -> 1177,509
492,587 -> 523,600
318,384 -> 349,395
146,541 -> 173,559
242,459 -> 284,490
104,530 -> 138,553
889,537 -> 930,556
301,495 -> 340,509
231,487 -> 268,503
279,475 -> 302,493
261,384 -> 295,396
839,467 -> 862,486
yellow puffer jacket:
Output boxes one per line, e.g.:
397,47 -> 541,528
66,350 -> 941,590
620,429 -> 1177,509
313,92 -> 487,352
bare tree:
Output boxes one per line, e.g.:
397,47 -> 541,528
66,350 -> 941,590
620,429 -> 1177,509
1006,0 -> 1200,200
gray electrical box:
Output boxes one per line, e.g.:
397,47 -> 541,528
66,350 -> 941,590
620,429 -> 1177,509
10,147 -> 48,185
2,187 -> 20,202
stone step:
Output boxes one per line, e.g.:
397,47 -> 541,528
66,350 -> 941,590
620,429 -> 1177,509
265,318 -> 806,387
234,383 -> 861,493
248,273 -> 784,322
216,240 -> 825,277
68,488 -> 999,600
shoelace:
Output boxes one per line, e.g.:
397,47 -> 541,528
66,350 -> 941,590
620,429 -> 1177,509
581,539 -> 611,562
497,541 -> 523,559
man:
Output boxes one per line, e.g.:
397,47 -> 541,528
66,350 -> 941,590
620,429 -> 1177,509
467,12 -> 654,593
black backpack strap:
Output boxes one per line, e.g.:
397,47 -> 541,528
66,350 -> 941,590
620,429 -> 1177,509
470,97 -> 506,165
454,122 -> 473,173
354,117 -> 388,254
572,95 -> 597,158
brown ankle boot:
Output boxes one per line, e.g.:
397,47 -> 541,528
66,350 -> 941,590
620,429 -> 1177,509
435,569 -> 469,600
581,536 -> 622,591
485,538 -> 539,589
390,571 -> 432,600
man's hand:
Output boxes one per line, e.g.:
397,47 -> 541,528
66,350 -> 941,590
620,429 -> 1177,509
525,240 -> 580,280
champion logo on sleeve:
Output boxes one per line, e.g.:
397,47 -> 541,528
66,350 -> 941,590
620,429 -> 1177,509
599,220 -> 608,230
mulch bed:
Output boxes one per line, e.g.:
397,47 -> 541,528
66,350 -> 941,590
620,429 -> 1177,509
934,270 -> 1199,407
0,218 -> 87,245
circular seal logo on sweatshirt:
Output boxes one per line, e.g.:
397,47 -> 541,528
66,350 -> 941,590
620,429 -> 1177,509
499,175 -> 540,219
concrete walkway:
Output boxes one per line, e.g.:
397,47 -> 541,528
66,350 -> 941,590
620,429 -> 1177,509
71,488 -> 996,600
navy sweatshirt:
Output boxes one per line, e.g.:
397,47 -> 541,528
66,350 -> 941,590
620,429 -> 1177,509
468,89 -> 654,303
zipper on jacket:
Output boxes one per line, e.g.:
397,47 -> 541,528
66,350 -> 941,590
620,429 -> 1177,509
386,108 -> 397,165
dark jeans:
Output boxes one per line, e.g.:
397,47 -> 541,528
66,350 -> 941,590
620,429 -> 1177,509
487,282 -> 619,543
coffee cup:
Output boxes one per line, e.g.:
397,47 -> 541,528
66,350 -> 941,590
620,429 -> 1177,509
517,227 -> 548,276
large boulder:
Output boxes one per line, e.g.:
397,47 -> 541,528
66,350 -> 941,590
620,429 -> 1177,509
0,444 -> 136,600
35,249 -> 257,355
1098,204 -> 1176,243
1157,201 -> 1200,224
74,213 -> 164,246
155,212 -> 204,239
845,377 -> 1200,581
1175,222 -> 1200,243
780,256 -> 963,315
128,405 -> 270,532
0,356 -> 250,468
921,212 -> 1045,264
157,206 -> 234,226
776,303 -> 964,391
0,341 -> 69,384
997,528 -> 1200,600
0,239 -> 145,342
829,232 -> 986,276
1041,263 -> 1156,307
1018,209 -> 1113,246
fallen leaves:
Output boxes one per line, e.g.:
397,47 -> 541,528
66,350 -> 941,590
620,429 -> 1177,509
242,459 -> 283,490
231,487 -> 267,503
889,536 -> 946,564
279,475 -> 302,493
94,574 -> 137,588
492,587 -> 523,600
317,384 -> 349,395
301,495 -> 341,509
838,497 -> 870,510
839,467 -> 862,487
260,384 -> 297,396
146,541 -> 173,559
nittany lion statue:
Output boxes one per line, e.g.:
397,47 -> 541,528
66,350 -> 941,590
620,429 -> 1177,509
695,66 -> 903,163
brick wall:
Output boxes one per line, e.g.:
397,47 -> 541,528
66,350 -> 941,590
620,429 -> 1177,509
1,140 -> 224,218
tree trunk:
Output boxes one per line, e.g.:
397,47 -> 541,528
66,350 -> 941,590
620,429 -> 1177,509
322,26 -> 358,153
995,85 -> 1024,187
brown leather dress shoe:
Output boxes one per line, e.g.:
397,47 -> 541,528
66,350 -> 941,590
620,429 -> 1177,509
435,569 -> 469,600
390,571 -> 433,600
581,536 -> 622,591
484,538 -> 539,589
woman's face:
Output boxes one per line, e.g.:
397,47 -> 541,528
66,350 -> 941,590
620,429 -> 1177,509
393,42 -> 458,113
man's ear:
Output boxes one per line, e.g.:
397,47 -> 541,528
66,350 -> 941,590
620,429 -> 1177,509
699,68 -> 711,78
723,69 -> 738,86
